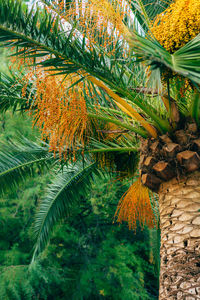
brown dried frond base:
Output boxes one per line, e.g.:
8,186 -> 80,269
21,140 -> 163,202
140,122 -> 200,192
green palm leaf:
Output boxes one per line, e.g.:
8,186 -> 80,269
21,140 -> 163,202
32,161 -> 101,261
0,138 -> 55,194
0,0 -> 170,130
130,0 -> 172,32
131,32 -> 200,86
0,0 -> 111,82
0,72 -> 30,113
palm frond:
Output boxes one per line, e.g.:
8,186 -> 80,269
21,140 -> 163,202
149,227 -> 160,274
32,161 -> 101,261
0,0 -> 115,83
191,93 -> 200,127
131,32 -> 200,86
88,137 -> 139,177
88,134 -> 139,153
0,0 -> 171,133
0,138 -> 55,194
0,72 -> 30,113
172,35 -> 200,84
130,0 -> 172,32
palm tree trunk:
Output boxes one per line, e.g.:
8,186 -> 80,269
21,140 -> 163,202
158,171 -> 200,300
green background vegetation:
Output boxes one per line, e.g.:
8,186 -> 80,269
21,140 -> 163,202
0,111 -> 159,299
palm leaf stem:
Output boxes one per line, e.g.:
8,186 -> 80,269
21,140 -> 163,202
88,147 -> 138,153
98,76 -> 172,133
88,77 -> 158,138
88,113 -> 147,137
0,25 -> 85,73
91,105 -> 129,118
0,157 -> 51,178
191,93 -> 200,127
137,0 -> 150,28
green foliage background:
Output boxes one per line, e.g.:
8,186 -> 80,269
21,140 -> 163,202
0,110 -> 159,299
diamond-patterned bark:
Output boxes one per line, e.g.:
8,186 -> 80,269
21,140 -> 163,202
158,172 -> 200,300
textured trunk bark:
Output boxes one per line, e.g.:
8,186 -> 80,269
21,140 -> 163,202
159,171 -> 200,300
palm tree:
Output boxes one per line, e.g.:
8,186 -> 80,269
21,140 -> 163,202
0,0 -> 200,298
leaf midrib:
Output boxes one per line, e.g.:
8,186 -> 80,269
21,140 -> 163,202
34,162 -> 96,255
0,156 -> 51,177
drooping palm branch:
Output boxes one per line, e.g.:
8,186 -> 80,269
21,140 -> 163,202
32,161 -> 101,261
0,71 -> 33,113
0,138 -> 55,194
0,127 -> 107,260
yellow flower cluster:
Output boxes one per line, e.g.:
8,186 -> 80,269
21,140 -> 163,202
151,0 -> 200,53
